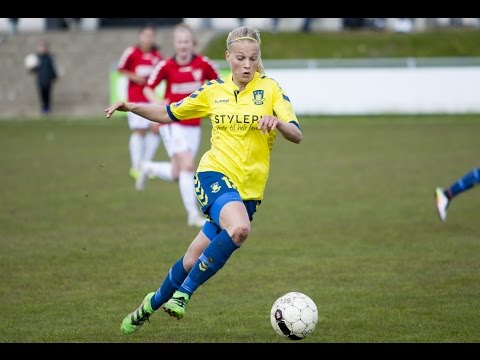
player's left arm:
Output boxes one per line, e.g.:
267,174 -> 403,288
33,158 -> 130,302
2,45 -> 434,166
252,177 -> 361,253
258,83 -> 302,144
258,116 -> 302,144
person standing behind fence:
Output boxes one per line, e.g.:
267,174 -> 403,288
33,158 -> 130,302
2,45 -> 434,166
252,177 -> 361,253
30,40 -> 57,115
117,25 -> 163,180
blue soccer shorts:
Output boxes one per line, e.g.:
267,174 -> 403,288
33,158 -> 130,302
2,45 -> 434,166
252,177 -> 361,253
194,171 -> 261,226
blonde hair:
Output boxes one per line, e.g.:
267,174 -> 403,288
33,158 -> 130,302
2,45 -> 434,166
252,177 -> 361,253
173,22 -> 197,47
226,26 -> 264,75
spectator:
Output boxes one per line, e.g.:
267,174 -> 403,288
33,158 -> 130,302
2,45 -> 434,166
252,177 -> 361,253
343,18 -> 365,30
201,18 -> 212,29
366,18 -> 386,30
30,40 -> 58,115
64,18 -> 82,31
272,18 -> 280,32
302,18 -> 313,32
8,18 -> 19,35
394,18 -> 414,33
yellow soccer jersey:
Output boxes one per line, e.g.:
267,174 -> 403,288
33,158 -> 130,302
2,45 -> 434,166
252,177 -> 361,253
166,72 -> 299,200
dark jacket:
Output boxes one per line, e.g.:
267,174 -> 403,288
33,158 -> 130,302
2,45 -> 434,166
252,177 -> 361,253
34,53 -> 57,87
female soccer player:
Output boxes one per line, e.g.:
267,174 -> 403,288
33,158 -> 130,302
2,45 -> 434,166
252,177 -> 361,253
105,26 -> 302,335
138,23 -> 219,227
435,167 -> 480,221
117,25 -> 163,180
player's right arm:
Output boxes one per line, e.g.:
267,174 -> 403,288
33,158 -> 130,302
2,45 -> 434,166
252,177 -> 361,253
105,101 -> 172,123
106,84 -> 211,123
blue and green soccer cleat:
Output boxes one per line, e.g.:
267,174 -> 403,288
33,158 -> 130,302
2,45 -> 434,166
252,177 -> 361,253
163,291 -> 190,319
120,292 -> 155,335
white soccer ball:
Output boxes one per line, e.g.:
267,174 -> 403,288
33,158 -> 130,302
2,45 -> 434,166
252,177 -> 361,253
270,291 -> 318,340
24,53 -> 39,70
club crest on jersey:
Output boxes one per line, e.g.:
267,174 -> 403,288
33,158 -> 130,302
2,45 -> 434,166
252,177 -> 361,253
192,69 -> 203,82
210,182 -> 222,193
252,90 -> 265,105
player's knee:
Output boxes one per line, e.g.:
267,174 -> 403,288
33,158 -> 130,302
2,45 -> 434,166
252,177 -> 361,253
183,254 -> 198,271
178,156 -> 194,172
171,168 -> 180,181
230,223 -> 250,245
180,162 -> 195,172
134,128 -> 146,136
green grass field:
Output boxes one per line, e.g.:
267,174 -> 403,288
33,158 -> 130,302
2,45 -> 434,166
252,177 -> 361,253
1,115 -> 479,342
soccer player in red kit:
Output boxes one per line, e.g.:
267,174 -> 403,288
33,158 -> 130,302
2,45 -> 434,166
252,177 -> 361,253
117,25 -> 163,180
138,23 -> 219,227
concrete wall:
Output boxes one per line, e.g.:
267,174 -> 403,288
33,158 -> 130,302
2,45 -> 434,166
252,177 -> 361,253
0,29 -> 216,119
266,67 -> 480,115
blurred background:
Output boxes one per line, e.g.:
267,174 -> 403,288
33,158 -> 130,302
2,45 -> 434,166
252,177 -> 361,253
1,17 -> 480,118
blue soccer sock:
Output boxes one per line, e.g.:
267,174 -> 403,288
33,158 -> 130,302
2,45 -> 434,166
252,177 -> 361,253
178,230 -> 239,296
150,257 -> 188,310
447,168 -> 480,199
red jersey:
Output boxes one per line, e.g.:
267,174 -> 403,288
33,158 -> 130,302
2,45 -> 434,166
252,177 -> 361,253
118,46 -> 163,102
146,54 -> 219,126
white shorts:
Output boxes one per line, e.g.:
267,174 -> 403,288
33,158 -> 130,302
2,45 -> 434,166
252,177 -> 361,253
127,106 -> 155,130
159,123 -> 201,158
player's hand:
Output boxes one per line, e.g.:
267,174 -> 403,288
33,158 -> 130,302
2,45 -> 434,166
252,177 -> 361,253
150,122 -> 161,132
131,74 -> 147,85
104,101 -> 130,118
258,115 -> 279,134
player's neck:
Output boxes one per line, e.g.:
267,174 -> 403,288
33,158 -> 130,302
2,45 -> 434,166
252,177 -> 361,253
232,77 -> 247,92
175,54 -> 193,66
139,45 -> 153,53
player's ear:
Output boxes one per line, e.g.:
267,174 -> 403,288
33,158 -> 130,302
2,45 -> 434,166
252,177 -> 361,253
225,50 -> 230,61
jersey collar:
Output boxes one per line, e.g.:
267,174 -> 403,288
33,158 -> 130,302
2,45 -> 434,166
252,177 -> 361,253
173,53 -> 197,66
225,71 -> 261,92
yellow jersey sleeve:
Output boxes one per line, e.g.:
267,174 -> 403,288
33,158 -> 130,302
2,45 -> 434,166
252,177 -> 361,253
272,81 -> 300,128
166,85 -> 211,121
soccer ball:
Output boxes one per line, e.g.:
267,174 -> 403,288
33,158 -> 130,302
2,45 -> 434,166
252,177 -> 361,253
24,53 -> 39,70
270,292 -> 318,340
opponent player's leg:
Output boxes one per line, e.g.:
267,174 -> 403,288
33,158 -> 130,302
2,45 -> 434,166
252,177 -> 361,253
181,125 -> 204,227
142,124 -> 205,226
135,124 -> 176,191
435,167 -> 480,221
120,223 -> 217,334
143,123 -> 161,163
127,112 -> 150,179
175,150 -> 206,227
